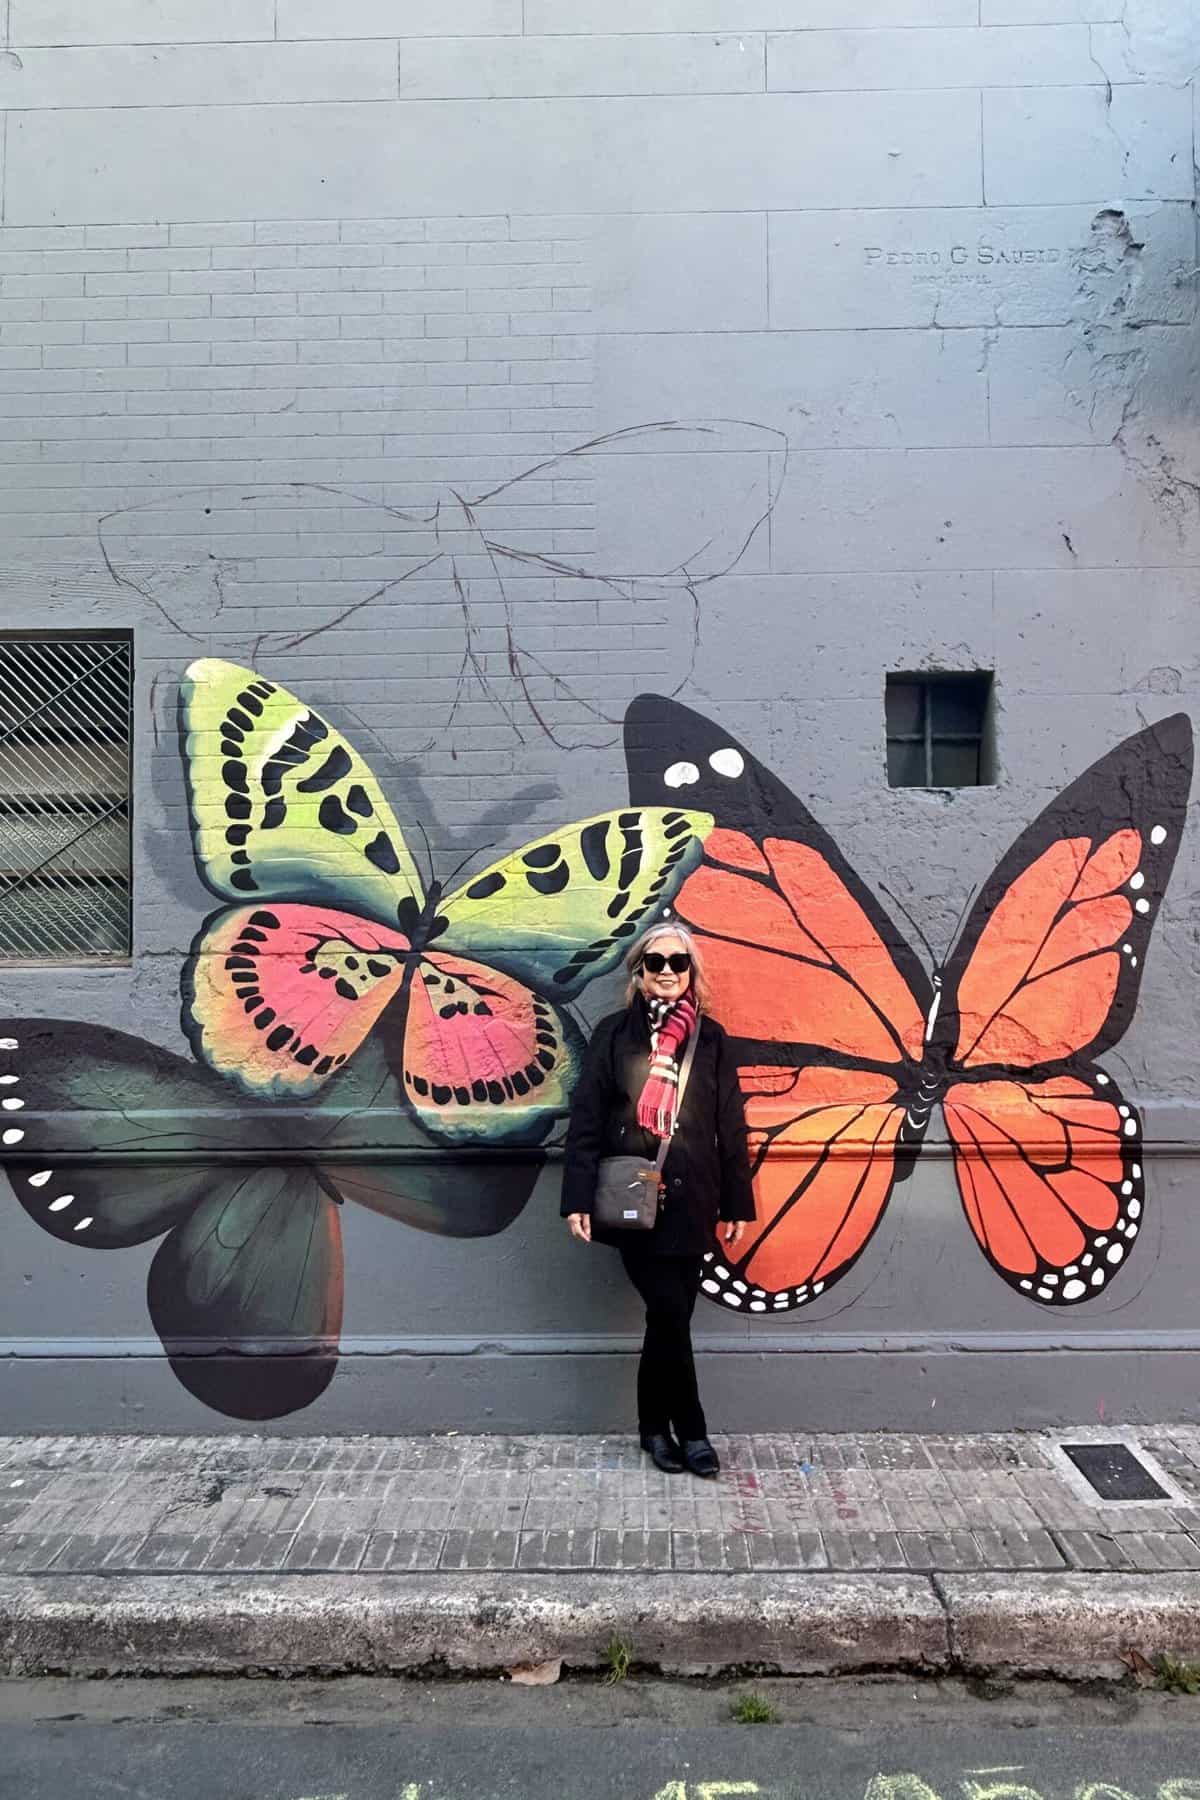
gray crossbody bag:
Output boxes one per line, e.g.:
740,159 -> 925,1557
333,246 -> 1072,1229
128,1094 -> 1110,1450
591,1023 -> 700,1232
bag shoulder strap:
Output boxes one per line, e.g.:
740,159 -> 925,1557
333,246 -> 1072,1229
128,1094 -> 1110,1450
653,1016 -> 702,1174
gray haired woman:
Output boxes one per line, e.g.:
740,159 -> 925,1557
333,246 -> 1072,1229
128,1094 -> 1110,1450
560,922 -> 755,1476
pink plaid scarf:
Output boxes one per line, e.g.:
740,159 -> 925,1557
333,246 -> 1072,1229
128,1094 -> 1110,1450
636,994 -> 699,1139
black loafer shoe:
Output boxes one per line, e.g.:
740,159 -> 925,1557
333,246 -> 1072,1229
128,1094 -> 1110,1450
682,1437 -> 720,1478
640,1431 -> 685,1474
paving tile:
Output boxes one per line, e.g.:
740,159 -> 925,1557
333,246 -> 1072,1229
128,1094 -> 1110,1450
126,1533 -> 218,1572
517,1530 -> 597,1570
672,1530 -> 753,1572
283,1532 -> 368,1571
972,1526 -> 1066,1569
594,1529 -> 671,1570
822,1529 -> 905,1570
438,1530 -> 520,1571
1056,1529 -> 1137,1571
899,1530 -> 985,1571
1111,1532 -> 1200,1572
203,1532 -> 295,1572
361,1530 -> 446,1571
3,1428 -> 1197,1583
747,1530 -> 828,1571
0,1532 -> 71,1572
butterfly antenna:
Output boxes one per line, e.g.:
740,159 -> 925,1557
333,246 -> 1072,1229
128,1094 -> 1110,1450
413,815 -> 436,894
946,882 -> 979,960
879,882 -> 938,971
441,841 -> 498,893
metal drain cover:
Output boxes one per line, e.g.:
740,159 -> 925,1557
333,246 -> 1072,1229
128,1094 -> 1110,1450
1062,1441 -> 1168,1501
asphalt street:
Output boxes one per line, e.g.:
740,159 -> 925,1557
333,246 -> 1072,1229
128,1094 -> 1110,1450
3,1676 -> 1200,1800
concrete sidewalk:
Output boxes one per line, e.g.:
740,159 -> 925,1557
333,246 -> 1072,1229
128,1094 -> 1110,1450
4,1427 -> 1200,1680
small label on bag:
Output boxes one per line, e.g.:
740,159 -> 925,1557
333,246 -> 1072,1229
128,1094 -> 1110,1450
623,1209 -> 639,1220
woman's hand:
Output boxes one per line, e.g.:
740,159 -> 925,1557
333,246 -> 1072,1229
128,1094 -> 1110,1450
567,1212 -> 593,1244
721,1220 -> 747,1249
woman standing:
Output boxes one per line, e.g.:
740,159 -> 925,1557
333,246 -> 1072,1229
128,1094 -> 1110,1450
561,922 -> 755,1477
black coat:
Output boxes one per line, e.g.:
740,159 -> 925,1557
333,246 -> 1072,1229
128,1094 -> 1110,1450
560,1000 -> 756,1256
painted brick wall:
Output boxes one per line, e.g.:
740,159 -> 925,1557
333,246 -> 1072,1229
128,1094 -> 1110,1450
0,0 -> 1198,1432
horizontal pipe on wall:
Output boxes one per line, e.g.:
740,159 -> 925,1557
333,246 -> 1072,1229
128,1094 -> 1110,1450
3,1142 -> 1200,1165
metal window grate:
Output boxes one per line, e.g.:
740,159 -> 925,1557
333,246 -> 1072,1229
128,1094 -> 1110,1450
886,671 -> 994,789
0,635 -> 133,962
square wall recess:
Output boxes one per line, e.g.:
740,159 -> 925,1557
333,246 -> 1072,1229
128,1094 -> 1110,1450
886,671 -> 995,789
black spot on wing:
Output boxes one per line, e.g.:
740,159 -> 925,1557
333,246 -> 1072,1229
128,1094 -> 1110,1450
466,872 -> 505,901
580,820 -> 611,881
297,744 -> 353,794
617,812 -> 644,893
526,864 -> 570,897
365,833 -> 401,875
522,843 -> 560,869
319,796 -> 357,836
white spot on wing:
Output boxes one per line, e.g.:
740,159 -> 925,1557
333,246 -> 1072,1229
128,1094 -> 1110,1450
1135,898 -> 1150,914
28,1172 -> 51,1188
49,1196 -> 73,1213
709,747 -> 745,779
664,761 -> 700,789
2,1129 -> 23,1146
1130,871 -> 1145,889
0,1039 -> 17,1050
1151,825 -> 1167,845
1,1098 -> 23,1111
1062,1278 -> 1087,1300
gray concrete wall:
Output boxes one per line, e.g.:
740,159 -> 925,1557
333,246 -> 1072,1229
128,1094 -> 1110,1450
0,0 -> 1197,1432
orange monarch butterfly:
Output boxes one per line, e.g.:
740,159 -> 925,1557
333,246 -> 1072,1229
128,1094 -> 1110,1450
625,696 -> 1193,1314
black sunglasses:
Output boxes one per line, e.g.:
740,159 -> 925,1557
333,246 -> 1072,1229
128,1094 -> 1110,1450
641,952 -> 692,974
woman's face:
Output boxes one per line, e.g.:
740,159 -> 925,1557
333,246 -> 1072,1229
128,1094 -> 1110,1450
637,931 -> 692,1005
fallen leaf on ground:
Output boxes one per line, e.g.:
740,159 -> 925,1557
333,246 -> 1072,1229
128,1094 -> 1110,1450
508,1658 -> 562,1686
1118,1646 -> 1158,1686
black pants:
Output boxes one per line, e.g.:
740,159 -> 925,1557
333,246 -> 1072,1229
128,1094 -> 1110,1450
619,1247 -> 707,1442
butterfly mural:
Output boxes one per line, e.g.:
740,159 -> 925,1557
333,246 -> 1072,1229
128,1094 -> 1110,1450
0,660 -> 713,1419
625,696 -> 1193,1315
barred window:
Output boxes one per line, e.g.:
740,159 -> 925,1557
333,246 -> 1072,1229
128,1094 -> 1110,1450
0,636 -> 133,961
885,672 -> 995,789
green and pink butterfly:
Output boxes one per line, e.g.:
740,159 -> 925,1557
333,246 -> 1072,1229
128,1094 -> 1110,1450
0,659 -> 712,1418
